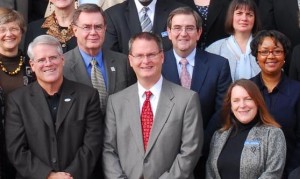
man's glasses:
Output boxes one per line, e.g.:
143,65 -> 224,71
171,26 -> 197,34
74,24 -> 105,33
34,55 -> 61,65
130,51 -> 161,60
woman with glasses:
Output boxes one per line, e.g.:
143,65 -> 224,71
250,30 -> 300,179
206,79 -> 286,179
25,0 -> 77,53
206,0 -> 261,81
0,7 -> 35,179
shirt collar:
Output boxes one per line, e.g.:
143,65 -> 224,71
134,0 -> 157,14
138,75 -> 163,99
78,49 -> 103,68
256,72 -> 287,94
173,48 -> 196,67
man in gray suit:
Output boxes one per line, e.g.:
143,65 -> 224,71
103,32 -> 203,179
64,4 -> 136,114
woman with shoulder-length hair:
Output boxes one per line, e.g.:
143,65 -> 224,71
206,79 -> 286,179
206,0 -> 261,81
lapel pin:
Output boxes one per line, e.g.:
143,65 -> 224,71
111,67 -> 116,72
64,98 -> 71,102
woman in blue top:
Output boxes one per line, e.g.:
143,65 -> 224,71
250,30 -> 300,178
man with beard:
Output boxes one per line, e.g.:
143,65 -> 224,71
103,0 -> 184,54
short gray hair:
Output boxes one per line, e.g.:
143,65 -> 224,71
27,35 -> 63,60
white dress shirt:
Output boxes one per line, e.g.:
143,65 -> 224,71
137,75 -> 162,119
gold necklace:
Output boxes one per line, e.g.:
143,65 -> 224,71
0,56 -> 24,75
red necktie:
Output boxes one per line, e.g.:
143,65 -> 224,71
141,91 -> 153,151
180,58 -> 191,89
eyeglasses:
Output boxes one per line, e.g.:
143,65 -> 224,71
130,51 -> 161,60
258,50 -> 284,56
0,27 -> 21,34
74,24 -> 105,33
34,55 -> 61,65
171,26 -> 197,34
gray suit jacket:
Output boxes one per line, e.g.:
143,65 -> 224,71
103,79 -> 203,179
63,47 -> 136,95
206,124 -> 286,179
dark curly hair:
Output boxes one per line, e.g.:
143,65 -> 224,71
250,30 -> 292,57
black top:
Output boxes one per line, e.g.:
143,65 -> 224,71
217,117 -> 258,179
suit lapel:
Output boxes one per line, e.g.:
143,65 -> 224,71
206,0 -> 225,32
152,1 -> 169,33
191,50 -> 208,92
126,1 -> 142,35
162,51 -> 181,85
56,79 -> 75,132
126,84 -> 145,155
30,82 -> 55,131
70,47 -> 92,86
103,50 -> 116,94
145,80 -> 174,156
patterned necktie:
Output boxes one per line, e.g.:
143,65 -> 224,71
140,6 -> 152,32
141,91 -> 153,151
180,58 -> 191,89
91,58 -> 107,114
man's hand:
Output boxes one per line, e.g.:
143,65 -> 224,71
47,172 -> 73,179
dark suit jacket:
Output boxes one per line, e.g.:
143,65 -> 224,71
103,0 -> 184,54
177,0 -> 230,48
162,49 -> 231,129
63,47 -> 136,95
5,79 -> 103,179
258,0 -> 300,48
162,49 -> 231,178
289,44 -> 300,81
103,79 -> 203,179
24,18 -> 77,53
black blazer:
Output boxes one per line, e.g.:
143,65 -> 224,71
103,0 -> 184,54
258,0 -> 300,47
5,79 -> 103,179
289,44 -> 300,81
177,0 -> 230,48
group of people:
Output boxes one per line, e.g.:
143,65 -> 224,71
0,0 -> 300,179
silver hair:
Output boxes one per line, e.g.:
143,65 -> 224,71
27,35 -> 63,60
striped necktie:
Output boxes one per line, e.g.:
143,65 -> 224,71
91,58 -> 107,114
180,58 -> 191,89
140,6 -> 152,32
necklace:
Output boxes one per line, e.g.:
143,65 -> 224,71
0,56 -> 23,75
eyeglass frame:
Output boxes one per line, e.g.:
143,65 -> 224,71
73,24 -> 105,33
0,26 -> 21,34
32,55 -> 62,65
257,49 -> 284,56
129,51 -> 162,60
170,25 -> 198,34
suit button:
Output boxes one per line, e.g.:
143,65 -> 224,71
52,158 -> 57,163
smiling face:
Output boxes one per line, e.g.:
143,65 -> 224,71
0,21 -> 22,54
30,44 -> 64,87
129,38 -> 163,88
231,85 -> 258,124
257,37 -> 285,76
167,14 -> 201,57
73,12 -> 106,55
233,6 -> 255,34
